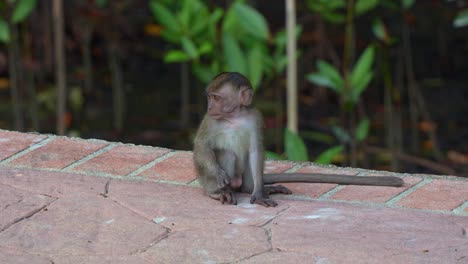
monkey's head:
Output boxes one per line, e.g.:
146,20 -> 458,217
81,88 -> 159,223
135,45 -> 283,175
205,72 -> 254,120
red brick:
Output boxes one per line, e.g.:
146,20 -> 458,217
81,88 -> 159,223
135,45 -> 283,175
139,151 -> 196,183
0,131 -> 46,161
264,160 -> 294,173
277,165 -> 357,199
282,182 -> 338,198
9,138 -> 107,169
397,179 -> 468,211
296,165 -> 357,175
330,177 -> 422,203
72,145 -> 170,175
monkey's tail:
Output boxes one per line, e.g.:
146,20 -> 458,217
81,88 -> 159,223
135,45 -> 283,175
264,173 -> 404,187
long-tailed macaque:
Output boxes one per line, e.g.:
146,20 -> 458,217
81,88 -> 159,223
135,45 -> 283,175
194,72 -> 404,207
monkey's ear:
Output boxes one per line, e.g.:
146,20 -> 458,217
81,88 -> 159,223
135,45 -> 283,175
240,87 -> 253,106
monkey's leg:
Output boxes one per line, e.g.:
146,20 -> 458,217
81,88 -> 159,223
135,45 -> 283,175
264,185 -> 292,195
213,149 -> 242,205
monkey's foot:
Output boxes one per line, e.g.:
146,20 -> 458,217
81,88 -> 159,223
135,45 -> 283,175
250,196 -> 278,207
264,185 -> 292,195
209,191 -> 237,205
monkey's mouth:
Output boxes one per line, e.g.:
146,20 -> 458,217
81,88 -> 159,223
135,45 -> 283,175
208,113 -> 222,119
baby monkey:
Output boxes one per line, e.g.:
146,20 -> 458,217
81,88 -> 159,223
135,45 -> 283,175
194,72 -> 403,207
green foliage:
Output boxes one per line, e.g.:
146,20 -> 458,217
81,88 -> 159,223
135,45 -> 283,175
96,0 -> 108,8
331,125 -> 351,143
233,2 -> 269,40
454,10 -> 468,28
247,43 -> 263,88
164,50 -> 190,63
307,0 -> 381,23
350,45 -> 375,102
355,0 -> 380,16
306,0 -> 346,23
300,130 -> 336,144
372,18 -> 388,42
0,19 -> 9,43
314,146 -> 344,164
12,0 -> 37,24
180,36 -> 198,59
402,0 -> 415,10
307,60 -> 344,93
223,32 -> 247,74
265,151 -> 285,160
150,0 -> 298,90
285,129 -> 309,161
150,1 -> 180,41
355,118 -> 370,142
308,45 -> 375,105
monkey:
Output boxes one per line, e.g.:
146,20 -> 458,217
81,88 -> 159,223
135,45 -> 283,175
193,72 -> 404,207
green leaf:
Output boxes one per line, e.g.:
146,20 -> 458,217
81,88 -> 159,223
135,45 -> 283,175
233,2 -> 269,40
317,60 -> 344,91
265,151 -> 285,160
372,18 -> 388,42
322,12 -> 346,24
0,19 -> 9,43
307,60 -> 343,92
222,32 -> 247,74
299,131 -> 335,144
454,10 -> 468,28
192,63 -> 214,83
178,0 -> 192,29
247,43 -> 264,90
285,129 -> 308,161
306,73 -> 337,92
355,0 -> 379,16
209,8 -> 224,24
402,0 -> 415,10
12,0 -> 37,23
164,50 -> 190,63
198,42 -> 213,55
314,146 -> 344,164
331,125 -> 351,143
181,36 -> 198,59
96,0 -> 107,8
350,45 -> 374,97
149,1 -> 180,34
351,71 -> 373,102
355,118 -> 370,142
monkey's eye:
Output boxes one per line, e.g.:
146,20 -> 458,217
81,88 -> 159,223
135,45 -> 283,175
208,94 -> 222,102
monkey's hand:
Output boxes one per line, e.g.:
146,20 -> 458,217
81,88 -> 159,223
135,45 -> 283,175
219,188 -> 237,205
216,169 -> 231,189
250,192 -> 278,207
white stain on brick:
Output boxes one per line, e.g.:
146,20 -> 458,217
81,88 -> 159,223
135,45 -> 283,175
153,217 -> 167,224
231,217 -> 249,224
288,208 -> 345,221
104,219 -> 115,224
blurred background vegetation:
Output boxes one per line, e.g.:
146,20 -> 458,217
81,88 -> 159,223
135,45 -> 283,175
0,0 -> 467,176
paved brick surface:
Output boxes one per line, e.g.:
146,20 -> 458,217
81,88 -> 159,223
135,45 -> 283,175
330,176 -> 422,203
264,160 -> 294,173
72,144 -> 170,175
139,151 -> 197,183
397,179 -> 468,210
0,130 -> 45,161
8,137 -> 108,169
0,130 -> 467,263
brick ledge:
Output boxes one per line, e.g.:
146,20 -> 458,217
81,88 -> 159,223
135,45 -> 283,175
0,129 -> 466,216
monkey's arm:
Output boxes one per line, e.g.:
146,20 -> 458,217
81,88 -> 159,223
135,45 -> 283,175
247,111 -> 277,207
193,118 -> 230,189
264,173 -> 404,187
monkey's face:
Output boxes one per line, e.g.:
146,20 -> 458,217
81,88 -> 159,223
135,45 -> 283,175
206,84 -> 240,120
